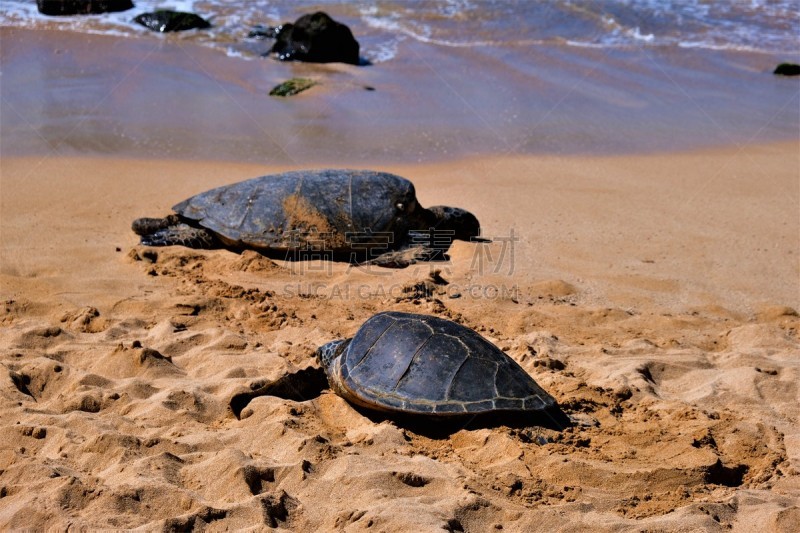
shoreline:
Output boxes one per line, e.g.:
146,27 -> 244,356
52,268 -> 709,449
2,27 -> 798,164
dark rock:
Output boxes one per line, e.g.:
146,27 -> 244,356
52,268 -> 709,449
134,10 -> 211,33
773,63 -> 800,76
269,78 -> 317,97
266,12 -> 360,65
37,0 -> 133,16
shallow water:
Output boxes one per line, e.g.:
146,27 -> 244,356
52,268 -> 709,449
1,1 -> 798,163
4,1 -> 798,59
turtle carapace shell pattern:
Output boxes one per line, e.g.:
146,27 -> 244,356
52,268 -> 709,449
172,169 -> 422,251
325,312 -> 559,416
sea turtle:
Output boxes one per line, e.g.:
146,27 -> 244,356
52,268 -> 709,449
132,169 -> 482,268
316,311 -> 567,427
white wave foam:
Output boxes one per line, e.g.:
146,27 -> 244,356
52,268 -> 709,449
366,39 -> 401,63
2,0 -> 797,57
627,27 -> 655,43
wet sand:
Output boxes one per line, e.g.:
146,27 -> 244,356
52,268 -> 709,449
1,142 -> 799,530
2,27 -> 798,164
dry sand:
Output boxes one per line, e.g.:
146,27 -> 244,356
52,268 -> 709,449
1,144 -> 799,531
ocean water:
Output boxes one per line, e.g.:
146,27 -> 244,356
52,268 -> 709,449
1,1 -> 798,162
2,0 -> 798,59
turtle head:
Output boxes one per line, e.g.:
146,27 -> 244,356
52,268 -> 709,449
316,339 -> 349,369
427,206 -> 485,243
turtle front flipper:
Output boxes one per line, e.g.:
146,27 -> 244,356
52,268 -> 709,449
132,215 -> 221,249
365,245 -> 443,269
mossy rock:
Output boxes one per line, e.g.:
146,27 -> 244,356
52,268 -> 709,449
269,78 -> 317,97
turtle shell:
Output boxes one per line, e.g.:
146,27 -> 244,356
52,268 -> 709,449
173,170 -> 424,251
329,311 -> 558,416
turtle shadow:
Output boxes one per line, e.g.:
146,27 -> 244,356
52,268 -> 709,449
229,368 -> 571,437
262,248 -> 451,266
356,406 -> 572,439
230,366 -> 329,419
189,242 -> 453,269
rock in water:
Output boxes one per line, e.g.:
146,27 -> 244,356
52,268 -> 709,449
37,0 -> 133,15
134,11 -> 211,33
269,78 -> 317,97
269,12 -> 360,65
773,63 -> 800,76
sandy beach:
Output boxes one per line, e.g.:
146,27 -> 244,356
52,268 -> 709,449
2,141 -> 799,530
1,4 -> 800,528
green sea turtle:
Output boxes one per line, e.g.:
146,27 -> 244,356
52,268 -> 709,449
316,311 -> 568,427
132,169 -> 483,268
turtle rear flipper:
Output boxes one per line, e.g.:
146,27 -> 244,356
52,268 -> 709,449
132,216 -> 220,248
132,215 -> 181,235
